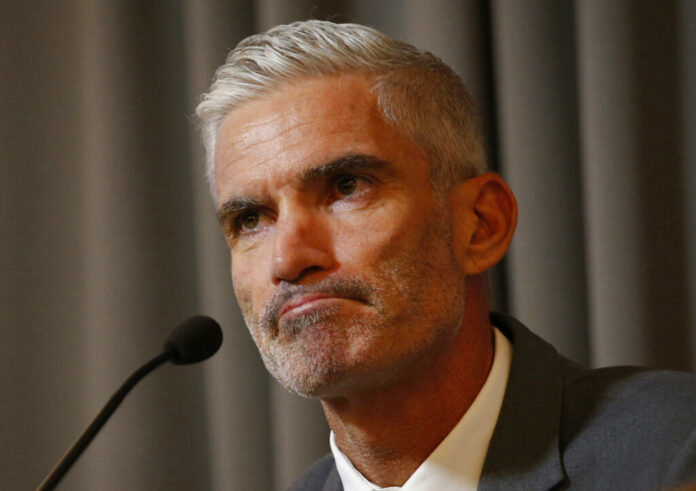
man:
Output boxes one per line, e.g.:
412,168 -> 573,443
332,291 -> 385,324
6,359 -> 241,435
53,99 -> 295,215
196,20 -> 696,490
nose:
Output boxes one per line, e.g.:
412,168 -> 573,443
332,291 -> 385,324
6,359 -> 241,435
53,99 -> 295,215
271,207 -> 334,284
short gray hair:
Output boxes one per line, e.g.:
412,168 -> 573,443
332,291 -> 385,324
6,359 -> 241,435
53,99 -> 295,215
196,20 -> 486,198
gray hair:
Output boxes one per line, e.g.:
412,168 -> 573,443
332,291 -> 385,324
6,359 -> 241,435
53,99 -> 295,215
195,20 -> 486,198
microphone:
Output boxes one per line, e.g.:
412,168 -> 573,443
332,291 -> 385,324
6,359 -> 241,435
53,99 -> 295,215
37,316 -> 223,491
164,315 -> 224,364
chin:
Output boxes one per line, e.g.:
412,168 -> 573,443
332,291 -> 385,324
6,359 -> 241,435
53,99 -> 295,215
271,374 -> 336,399
262,348 -> 413,399
263,353 -> 349,398
253,313 -> 455,398
253,320 -> 364,397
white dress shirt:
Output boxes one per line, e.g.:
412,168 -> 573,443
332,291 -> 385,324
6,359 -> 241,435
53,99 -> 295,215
330,327 -> 513,491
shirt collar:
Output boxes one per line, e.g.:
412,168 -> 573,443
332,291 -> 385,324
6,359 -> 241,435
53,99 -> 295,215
330,326 -> 513,491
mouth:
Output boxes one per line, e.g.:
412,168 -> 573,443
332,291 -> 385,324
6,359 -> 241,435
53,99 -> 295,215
278,293 -> 363,320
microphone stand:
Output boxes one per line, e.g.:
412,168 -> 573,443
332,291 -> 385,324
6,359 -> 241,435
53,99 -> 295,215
37,349 -> 173,491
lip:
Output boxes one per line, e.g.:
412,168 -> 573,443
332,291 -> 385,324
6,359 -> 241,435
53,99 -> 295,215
278,294 -> 347,319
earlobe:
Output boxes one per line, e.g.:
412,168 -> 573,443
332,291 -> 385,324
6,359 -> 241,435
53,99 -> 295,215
449,173 -> 517,275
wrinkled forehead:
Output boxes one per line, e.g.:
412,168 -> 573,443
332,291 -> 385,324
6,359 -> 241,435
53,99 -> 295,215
215,74 -> 381,153
211,74 -> 422,204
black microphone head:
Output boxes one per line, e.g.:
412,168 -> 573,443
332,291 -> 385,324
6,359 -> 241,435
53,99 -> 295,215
164,315 -> 223,365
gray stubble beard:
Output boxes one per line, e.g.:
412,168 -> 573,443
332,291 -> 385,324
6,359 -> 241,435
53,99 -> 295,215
243,209 -> 467,398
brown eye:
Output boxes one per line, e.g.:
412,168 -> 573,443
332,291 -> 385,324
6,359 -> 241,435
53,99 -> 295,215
336,176 -> 358,196
240,212 -> 260,230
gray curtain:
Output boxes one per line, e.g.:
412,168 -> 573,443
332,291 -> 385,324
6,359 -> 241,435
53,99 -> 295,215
2,1 -> 694,489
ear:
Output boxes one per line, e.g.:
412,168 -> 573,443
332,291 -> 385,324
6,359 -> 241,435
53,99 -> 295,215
448,173 -> 517,275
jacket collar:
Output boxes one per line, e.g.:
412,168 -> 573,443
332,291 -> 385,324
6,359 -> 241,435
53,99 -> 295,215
478,312 -> 566,490
321,466 -> 342,491
316,313 -> 566,491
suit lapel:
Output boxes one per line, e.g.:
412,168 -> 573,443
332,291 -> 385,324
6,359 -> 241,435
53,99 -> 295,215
478,313 -> 566,490
312,313 -> 566,491
320,465 -> 343,491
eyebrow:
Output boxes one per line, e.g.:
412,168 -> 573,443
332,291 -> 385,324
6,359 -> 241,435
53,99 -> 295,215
216,197 -> 263,224
216,153 -> 393,223
300,153 -> 392,182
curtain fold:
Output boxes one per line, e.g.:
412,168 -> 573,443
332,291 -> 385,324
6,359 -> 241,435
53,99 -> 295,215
2,1 -> 694,489
576,0 -> 691,369
492,0 -> 588,363
76,1 -> 210,488
683,0 -> 696,361
2,1 -> 91,488
183,2 -> 277,490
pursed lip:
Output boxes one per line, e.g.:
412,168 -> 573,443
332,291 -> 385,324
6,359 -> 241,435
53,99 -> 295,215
278,293 -> 354,319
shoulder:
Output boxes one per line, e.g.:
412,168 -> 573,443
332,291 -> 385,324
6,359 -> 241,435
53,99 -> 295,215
286,453 -> 341,491
560,362 -> 696,487
492,312 -> 696,487
562,363 -> 696,435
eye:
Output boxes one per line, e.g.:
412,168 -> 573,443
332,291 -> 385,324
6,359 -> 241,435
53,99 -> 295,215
236,211 -> 261,232
335,175 -> 358,196
239,211 -> 259,230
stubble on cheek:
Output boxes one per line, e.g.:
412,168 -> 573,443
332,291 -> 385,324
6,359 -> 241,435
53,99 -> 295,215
370,209 -> 467,352
230,204 -> 466,397
231,281 -> 254,328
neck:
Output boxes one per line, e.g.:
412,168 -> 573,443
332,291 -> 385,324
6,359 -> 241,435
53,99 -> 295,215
321,276 -> 493,487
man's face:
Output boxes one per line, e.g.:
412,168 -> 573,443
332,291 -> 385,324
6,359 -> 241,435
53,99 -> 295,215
214,74 -> 469,398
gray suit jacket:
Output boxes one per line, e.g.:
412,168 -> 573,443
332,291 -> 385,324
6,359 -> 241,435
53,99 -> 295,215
288,313 -> 696,490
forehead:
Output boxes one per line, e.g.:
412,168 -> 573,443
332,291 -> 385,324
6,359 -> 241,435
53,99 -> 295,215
212,74 -> 424,204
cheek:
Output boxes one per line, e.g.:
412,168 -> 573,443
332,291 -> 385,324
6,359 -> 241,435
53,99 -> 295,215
332,223 -> 387,268
231,254 -> 265,315
333,201 -> 417,256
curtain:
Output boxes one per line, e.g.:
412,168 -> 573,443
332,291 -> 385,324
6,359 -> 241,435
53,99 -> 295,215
2,1 -> 694,489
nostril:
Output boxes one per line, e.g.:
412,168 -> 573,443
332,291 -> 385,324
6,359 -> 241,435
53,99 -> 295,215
294,265 -> 325,283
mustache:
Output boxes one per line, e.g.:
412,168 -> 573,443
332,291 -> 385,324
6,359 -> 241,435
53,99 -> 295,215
259,277 -> 375,329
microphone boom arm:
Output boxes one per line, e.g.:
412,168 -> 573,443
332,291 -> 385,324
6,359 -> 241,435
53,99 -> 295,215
36,315 -> 222,490
36,349 -> 173,491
